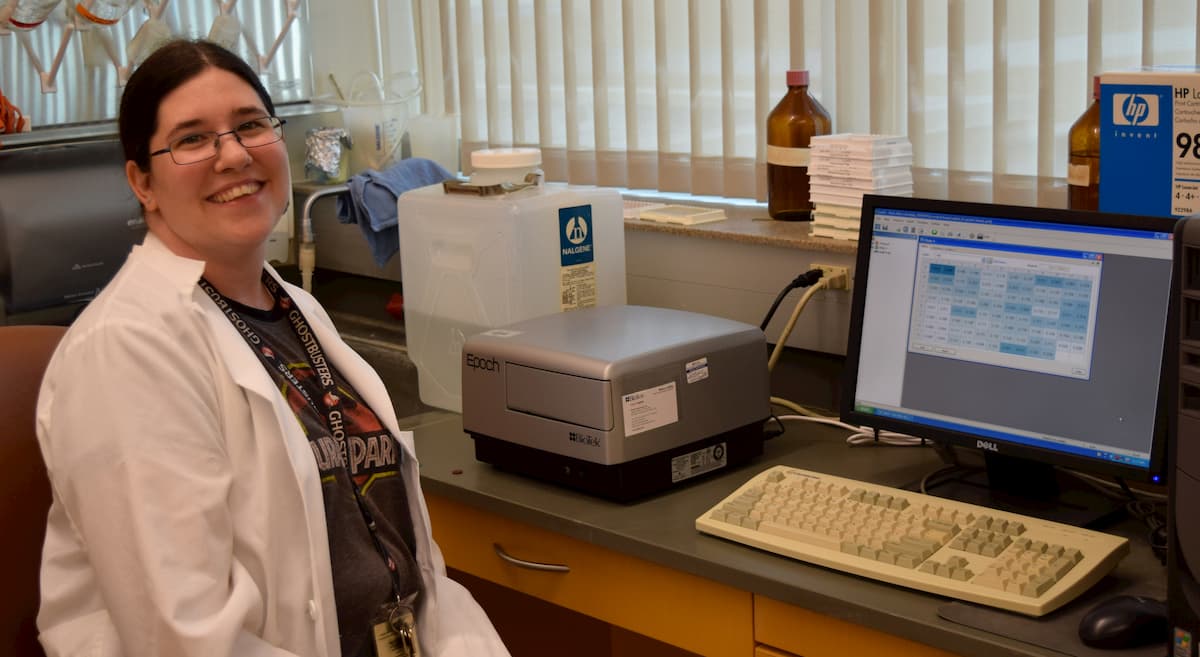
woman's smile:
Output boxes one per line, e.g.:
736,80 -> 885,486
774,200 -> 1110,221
209,180 -> 264,203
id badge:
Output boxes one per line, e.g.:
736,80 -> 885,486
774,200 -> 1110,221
372,599 -> 420,657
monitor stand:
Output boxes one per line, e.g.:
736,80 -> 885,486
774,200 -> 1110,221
924,453 -> 1126,529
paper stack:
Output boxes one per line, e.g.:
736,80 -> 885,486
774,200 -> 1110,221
808,134 -> 913,240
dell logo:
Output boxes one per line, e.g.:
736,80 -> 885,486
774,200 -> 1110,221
1113,93 -> 1159,126
465,353 -> 500,372
977,439 -> 999,453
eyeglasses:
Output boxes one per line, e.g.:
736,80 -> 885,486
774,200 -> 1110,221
150,116 -> 287,165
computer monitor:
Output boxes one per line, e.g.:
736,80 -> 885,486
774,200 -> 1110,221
841,195 -> 1174,527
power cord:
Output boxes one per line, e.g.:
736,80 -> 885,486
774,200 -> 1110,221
1114,477 -> 1169,564
763,413 -> 786,440
760,268 -> 826,332
767,277 -> 829,372
771,398 -> 928,447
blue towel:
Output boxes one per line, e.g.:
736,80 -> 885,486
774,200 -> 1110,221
336,158 -> 454,266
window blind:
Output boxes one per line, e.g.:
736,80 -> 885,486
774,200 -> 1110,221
415,0 -> 1200,200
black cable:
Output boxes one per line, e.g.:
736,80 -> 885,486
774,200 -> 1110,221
763,413 -> 786,440
1116,477 -> 1169,564
759,268 -> 825,331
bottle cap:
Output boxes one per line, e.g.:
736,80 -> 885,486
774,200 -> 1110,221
786,70 -> 810,86
471,147 -> 542,169
1092,75 -> 1100,100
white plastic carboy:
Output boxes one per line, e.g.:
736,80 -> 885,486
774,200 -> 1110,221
397,148 -> 627,412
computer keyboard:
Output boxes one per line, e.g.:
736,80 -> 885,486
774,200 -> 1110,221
695,465 -> 1129,616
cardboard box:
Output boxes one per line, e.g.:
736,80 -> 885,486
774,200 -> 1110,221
1100,67 -> 1200,218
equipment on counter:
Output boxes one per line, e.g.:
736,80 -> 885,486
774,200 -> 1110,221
461,305 -> 770,502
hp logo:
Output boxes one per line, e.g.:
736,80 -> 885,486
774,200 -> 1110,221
1113,93 -> 1159,126
565,215 -> 589,245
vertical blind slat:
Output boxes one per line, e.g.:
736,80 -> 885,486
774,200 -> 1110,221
947,0 -> 966,172
754,0 -> 769,201
993,0 -> 1007,176
481,0 -> 502,146
1037,0 -> 1055,179
1143,0 -> 1154,64
907,0 -> 926,170
789,0 -> 805,69
508,0 -> 523,144
591,0 -> 608,156
720,0 -> 733,196
454,0 -> 482,158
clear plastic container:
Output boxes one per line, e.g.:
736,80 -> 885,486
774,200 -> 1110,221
74,0 -> 136,25
397,182 -> 626,412
7,0 -> 64,30
470,147 -> 543,186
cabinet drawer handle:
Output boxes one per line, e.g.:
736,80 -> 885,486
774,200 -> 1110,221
493,543 -> 570,572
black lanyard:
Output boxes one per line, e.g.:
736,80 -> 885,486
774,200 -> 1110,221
199,271 -> 407,605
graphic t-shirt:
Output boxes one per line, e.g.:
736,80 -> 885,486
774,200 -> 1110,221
230,294 -> 421,657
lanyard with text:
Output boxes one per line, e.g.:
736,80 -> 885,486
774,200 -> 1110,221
198,272 -> 409,607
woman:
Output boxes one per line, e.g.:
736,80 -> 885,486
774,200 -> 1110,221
35,39 -> 509,657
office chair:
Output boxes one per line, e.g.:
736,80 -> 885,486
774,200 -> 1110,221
0,325 -> 66,657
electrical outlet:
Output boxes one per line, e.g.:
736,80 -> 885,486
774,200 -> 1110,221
811,264 -> 850,290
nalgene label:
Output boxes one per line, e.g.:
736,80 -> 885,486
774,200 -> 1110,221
559,204 -> 598,310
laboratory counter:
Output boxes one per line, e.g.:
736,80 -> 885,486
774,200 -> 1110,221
405,413 -> 1166,657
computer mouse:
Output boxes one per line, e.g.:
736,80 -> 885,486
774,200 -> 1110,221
1078,594 -> 1169,650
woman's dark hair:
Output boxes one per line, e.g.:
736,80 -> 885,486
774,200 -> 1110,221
119,39 -> 275,170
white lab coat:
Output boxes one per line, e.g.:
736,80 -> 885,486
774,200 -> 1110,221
35,233 -> 509,657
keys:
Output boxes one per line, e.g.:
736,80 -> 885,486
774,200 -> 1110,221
695,465 -> 1130,617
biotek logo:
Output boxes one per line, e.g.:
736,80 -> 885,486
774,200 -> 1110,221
568,431 -> 600,447
465,353 -> 500,372
1112,93 -> 1159,126
976,439 -> 999,453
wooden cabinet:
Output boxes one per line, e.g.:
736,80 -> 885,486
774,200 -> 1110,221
425,493 -> 753,657
754,595 -> 963,657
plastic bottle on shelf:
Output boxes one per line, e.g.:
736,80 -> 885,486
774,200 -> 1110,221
7,0 -> 64,30
469,147 -> 543,186
766,69 -> 832,221
1068,75 -> 1101,211
74,0 -> 136,25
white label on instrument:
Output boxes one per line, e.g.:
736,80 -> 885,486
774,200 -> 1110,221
671,442 -> 727,483
621,382 -> 679,437
766,145 -> 811,167
685,357 -> 709,384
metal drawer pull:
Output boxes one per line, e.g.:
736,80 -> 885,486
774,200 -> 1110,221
493,543 -> 570,572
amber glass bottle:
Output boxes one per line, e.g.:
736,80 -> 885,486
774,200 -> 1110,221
766,70 -> 832,221
1068,76 -> 1101,211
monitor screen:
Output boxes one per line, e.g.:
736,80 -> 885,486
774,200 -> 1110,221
841,196 -> 1174,523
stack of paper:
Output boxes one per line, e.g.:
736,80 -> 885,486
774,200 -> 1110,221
808,134 -> 913,240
